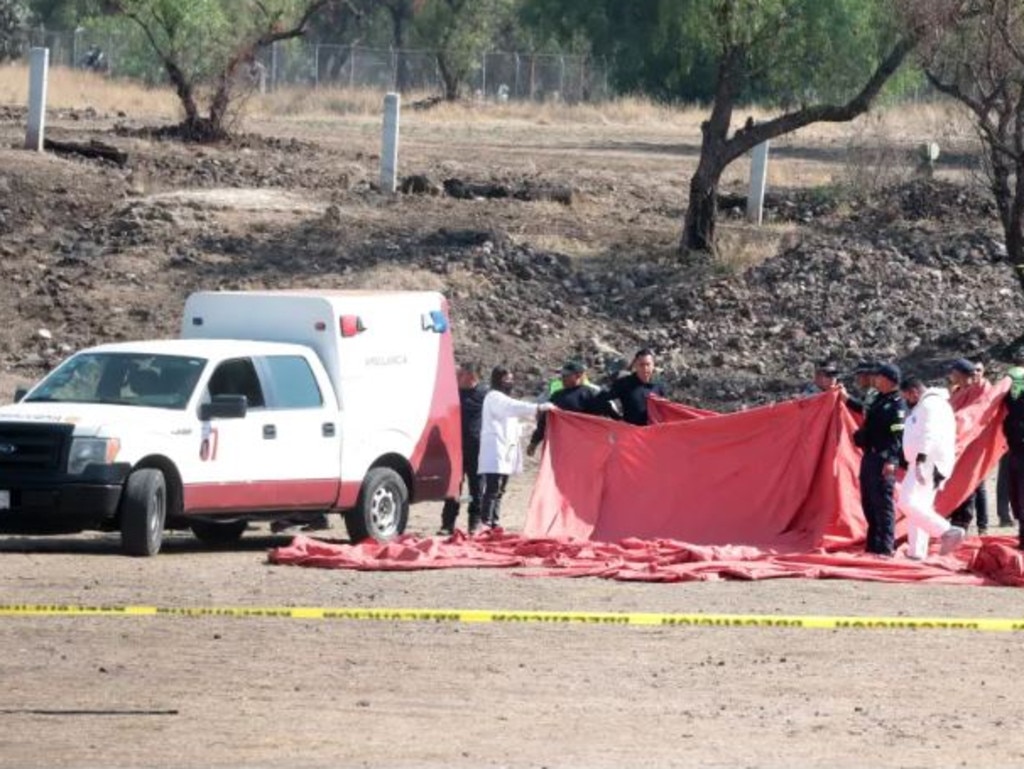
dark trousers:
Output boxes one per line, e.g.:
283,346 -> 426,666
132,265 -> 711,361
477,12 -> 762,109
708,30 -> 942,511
950,483 -> 989,532
479,473 -> 509,528
440,441 -> 481,530
860,452 -> 895,555
1006,452 -> 1024,548
997,454 -> 1014,525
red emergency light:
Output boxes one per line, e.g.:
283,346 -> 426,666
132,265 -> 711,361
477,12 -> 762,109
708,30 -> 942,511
339,315 -> 366,337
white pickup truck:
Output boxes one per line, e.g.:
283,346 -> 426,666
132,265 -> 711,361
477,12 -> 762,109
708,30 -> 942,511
0,290 -> 462,555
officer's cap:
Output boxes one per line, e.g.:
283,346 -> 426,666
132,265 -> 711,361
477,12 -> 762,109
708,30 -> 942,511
949,358 -> 975,376
854,360 -> 879,375
816,360 -> 839,376
876,363 -> 901,384
561,360 -> 586,375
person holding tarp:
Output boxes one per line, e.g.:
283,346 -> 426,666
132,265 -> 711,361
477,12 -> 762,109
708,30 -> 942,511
844,360 -> 880,414
595,348 -> 666,426
477,366 -> 554,533
948,358 -> 992,534
852,363 -> 907,556
527,360 -> 615,458
897,377 -> 966,559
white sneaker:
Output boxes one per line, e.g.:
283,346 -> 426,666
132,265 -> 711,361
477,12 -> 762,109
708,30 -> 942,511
939,526 -> 966,555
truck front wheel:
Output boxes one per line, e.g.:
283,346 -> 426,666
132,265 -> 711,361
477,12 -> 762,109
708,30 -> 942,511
120,468 -> 166,557
345,468 -> 409,542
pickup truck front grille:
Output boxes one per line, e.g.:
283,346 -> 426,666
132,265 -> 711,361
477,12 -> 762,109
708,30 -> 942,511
0,423 -> 74,472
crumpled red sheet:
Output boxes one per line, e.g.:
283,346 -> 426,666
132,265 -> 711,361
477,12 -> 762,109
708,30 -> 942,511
268,530 -> 1024,586
268,383 -> 1020,586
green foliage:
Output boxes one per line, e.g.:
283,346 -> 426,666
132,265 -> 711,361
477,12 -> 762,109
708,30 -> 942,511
412,0 -> 515,98
113,0 -> 238,82
27,0 -> 107,27
0,0 -> 29,62
520,0 -> 912,104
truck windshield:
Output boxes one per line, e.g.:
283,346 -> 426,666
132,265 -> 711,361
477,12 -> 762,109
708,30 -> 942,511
25,352 -> 207,410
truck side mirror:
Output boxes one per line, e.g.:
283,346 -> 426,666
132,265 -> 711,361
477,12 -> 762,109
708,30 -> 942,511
13,387 -> 28,403
199,394 -> 247,421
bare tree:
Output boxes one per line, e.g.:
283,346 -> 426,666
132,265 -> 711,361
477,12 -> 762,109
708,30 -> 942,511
918,0 -> 1024,292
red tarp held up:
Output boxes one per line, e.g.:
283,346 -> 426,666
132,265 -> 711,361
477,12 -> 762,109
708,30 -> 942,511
269,383 -> 1018,585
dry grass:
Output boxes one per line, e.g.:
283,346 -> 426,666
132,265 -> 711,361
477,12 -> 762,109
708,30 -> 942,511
715,222 -> 800,273
0,61 -> 978,148
0,62 -> 178,116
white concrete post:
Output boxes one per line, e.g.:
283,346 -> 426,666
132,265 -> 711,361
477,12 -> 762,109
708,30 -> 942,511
25,47 -> 50,152
746,140 -> 770,225
380,92 -> 400,194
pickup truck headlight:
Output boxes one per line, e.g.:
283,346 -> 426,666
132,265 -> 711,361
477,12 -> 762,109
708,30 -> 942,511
67,438 -> 121,475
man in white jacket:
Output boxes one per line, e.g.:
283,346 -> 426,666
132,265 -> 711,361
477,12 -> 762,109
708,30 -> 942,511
899,378 -> 966,559
476,366 -> 554,532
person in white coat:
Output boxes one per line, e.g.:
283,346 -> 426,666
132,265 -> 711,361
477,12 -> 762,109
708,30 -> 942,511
476,366 -> 553,532
898,378 -> 966,559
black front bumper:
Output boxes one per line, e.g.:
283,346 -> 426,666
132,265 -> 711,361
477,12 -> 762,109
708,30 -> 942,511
0,464 -> 132,534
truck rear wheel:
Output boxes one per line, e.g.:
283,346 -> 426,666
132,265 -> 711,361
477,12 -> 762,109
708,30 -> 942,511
190,519 -> 247,545
120,468 -> 166,557
345,468 -> 409,542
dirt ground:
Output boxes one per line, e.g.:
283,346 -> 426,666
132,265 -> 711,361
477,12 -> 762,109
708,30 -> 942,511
2,76 -> 1023,768
2,468 -> 1024,769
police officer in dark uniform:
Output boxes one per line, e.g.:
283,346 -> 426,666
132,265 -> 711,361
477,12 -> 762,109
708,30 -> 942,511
437,362 -> 488,536
527,360 -> 615,456
852,362 -> 907,556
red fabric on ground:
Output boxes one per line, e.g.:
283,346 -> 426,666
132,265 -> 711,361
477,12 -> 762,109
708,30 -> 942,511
268,384 -> 1018,585
269,529 -> 1015,585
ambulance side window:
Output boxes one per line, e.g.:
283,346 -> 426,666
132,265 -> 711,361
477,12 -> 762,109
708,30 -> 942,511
207,358 -> 265,409
261,355 -> 323,409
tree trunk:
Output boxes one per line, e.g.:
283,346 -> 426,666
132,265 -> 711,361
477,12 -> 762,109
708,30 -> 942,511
680,52 -> 737,256
1008,158 -> 1024,295
683,154 -> 725,253
436,53 -> 459,100
163,57 -> 200,127
390,11 -> 410,92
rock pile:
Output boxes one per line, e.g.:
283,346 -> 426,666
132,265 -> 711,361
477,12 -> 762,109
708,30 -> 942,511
1,149 -> 1020,413
408,180 -> 1022,408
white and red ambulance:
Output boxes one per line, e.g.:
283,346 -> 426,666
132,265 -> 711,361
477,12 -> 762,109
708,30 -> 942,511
0,290 -> 461,555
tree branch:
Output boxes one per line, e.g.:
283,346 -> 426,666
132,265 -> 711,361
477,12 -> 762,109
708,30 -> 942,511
722,32 -> 922,165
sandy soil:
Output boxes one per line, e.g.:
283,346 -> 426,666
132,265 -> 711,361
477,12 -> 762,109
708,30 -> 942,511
1,467 -> 1023,769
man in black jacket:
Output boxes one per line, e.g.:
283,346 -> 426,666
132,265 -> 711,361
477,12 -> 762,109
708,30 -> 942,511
527,361 -> 615,456
437,362 -> 488,536
853,362 -> 907,556
1002,367 -> 1024,550
596,348 -> 666,426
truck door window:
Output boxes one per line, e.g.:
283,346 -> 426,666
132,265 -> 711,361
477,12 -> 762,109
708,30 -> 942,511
262,355 -> 323,409
207,358 -> 265,409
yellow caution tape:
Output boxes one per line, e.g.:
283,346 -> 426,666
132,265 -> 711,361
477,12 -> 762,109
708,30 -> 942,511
0,604 -> 1021,631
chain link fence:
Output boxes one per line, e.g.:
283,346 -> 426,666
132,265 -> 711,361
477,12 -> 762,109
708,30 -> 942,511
15,28 -> 610,103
